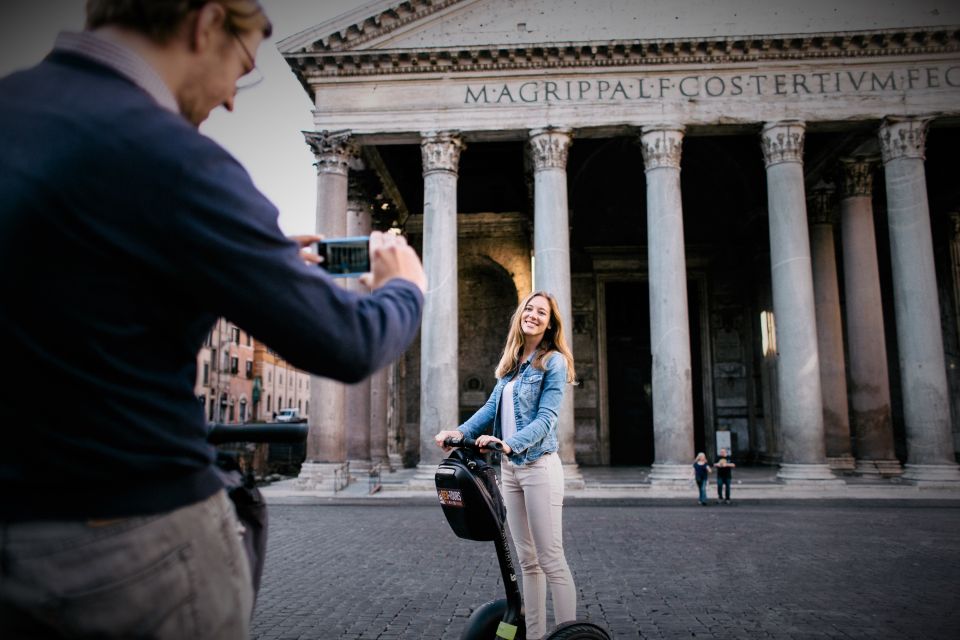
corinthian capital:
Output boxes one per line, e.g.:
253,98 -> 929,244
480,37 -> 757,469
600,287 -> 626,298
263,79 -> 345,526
421,131 -> 464,175
838,157 -> 877,198
529,127 -> 573,171
807,180 -> 836,226
303,130 -> 358,176
879,116 -> 931,164
639,125 -> 684,171
761,121 -> 805,167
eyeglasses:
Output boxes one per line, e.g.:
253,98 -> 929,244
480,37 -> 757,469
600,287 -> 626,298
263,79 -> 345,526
229,27 -> 263,90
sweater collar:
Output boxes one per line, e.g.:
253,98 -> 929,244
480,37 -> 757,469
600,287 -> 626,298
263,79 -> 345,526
53,31 -> 179,115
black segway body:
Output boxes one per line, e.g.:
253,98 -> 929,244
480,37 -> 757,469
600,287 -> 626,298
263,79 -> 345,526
435,445 -> 506,541
436,438 -> 524,639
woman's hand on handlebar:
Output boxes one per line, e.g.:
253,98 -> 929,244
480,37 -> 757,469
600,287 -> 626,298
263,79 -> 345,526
476,435 -> 512,455
434,430 -> 462,450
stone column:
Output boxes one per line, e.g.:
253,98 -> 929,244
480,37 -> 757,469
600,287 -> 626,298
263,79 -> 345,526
807,181 -> 855,471
386,361 -> 404,471
529,127 -> 583,488
949,212 -> 960,458
638,125 -> 695,483
345,176 -> 372,477
878,116 -> 960,482
413,131 -> 464,486
760,121 -> 838,483
369,366 -> 390,469
298,130 -> 357,489
838,157 -> 902,476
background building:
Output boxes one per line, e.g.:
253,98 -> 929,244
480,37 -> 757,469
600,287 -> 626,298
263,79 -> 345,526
195,318 -> 310,424
276,0 -> 960,487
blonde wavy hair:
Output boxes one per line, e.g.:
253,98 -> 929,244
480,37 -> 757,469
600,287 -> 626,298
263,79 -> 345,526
494,291 -> 576,383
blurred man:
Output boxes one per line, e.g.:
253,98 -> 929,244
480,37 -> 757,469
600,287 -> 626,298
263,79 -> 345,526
0,1 -> 426,637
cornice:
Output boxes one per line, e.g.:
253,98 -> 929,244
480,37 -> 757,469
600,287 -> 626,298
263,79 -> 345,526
283,0 -> 465,55
284,27 -> 960,79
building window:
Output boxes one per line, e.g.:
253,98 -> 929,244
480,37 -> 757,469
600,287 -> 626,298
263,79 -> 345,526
230,356 -> 239,374
245,360 -> 253,378
239,399 -> 247,422
202,362 -> 209,385
232,327 -> 240,344
211,348 -> 217,370
266,395 -> 271,412
279,374 -> 283,385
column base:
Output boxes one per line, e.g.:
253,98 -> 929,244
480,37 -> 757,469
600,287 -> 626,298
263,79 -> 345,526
563,463 -> 585,490
855,459 -> 903,477
827,455 -> 856,472
901,463 -> 960,483
406,463 -> 441,490
649,462 -> 694,486
759,452 -> 782,466
388,452 -> 403,472
776,463 -> 844,484
295,461 -> 351,492
348,458 -> 372,481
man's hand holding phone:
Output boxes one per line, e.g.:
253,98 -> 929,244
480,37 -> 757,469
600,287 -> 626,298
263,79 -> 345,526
362,231 -> 427,294
316,231 -> 426,294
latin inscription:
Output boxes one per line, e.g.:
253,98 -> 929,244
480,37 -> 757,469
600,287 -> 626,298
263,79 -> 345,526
464,65 -> 960,104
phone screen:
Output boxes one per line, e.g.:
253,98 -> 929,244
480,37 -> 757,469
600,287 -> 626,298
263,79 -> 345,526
316,236 -> 370,276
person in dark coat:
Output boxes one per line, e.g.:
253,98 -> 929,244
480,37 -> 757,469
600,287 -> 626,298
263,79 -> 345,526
0,2 -> 426,636
715,447 -> 737,504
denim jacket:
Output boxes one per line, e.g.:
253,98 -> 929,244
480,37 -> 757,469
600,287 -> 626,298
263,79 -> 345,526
458,351 -> 568,465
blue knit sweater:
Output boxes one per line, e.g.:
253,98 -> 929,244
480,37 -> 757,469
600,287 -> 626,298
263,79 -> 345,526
0,52 -> 423,520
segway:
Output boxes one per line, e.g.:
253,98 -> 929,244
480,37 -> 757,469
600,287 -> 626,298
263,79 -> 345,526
207,422 -> 308,599
436,437 -> 611,640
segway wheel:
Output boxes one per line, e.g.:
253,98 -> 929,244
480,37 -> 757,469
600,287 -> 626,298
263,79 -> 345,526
459,599 -> 525,639
545,621 -> 611,639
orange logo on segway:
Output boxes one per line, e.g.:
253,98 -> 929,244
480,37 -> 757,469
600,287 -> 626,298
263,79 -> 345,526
437,489 -> 464,507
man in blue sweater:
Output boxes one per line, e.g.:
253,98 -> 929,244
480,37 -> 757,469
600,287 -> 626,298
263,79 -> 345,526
0,1 -> 426,637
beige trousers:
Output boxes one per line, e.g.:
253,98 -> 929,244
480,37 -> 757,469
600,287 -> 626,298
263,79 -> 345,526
0,490 -> 252,639
501,452 -> 577,639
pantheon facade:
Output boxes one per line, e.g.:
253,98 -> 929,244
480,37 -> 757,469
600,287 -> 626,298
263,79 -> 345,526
282,0 -> 960,487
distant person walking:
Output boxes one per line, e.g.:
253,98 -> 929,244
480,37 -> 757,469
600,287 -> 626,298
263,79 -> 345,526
693,452 -> 712,505
715,447 -> 736,504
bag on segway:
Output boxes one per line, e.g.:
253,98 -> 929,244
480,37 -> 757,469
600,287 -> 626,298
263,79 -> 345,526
436,447 -> 506,542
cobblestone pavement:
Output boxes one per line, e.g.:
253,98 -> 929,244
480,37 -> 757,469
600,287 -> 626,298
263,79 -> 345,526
251,500 -> 960,639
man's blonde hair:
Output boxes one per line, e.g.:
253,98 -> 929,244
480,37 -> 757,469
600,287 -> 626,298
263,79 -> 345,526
86,0 -> 272,43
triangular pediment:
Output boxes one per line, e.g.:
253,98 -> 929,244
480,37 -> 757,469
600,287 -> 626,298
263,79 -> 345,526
279,0 -> 960,55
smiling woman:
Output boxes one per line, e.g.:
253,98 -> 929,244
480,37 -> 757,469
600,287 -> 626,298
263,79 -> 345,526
433,290 -> 578,638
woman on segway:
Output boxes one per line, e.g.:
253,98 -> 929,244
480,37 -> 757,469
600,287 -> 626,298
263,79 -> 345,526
435,290 -> 577,640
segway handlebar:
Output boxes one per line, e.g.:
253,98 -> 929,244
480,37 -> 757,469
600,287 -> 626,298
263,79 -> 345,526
206,423 -> 309,445
442,435 -> 505,452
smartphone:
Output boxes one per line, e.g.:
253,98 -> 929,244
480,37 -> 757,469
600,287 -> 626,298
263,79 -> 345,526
315,236 -> 370,277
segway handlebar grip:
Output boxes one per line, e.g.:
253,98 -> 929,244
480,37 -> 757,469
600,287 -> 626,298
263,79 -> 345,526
442,436 -> 504,452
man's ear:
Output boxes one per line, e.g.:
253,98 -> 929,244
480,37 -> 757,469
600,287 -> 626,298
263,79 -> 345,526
188,1 -> 228,53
